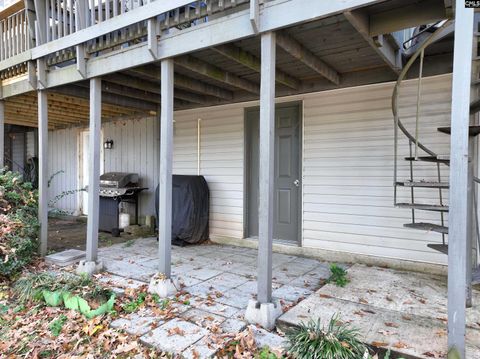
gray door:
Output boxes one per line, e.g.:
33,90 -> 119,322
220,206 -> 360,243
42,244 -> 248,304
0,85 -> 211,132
246,104 -> 301,243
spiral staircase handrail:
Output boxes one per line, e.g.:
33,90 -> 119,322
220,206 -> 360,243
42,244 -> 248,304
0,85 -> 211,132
392,20 -> 453,158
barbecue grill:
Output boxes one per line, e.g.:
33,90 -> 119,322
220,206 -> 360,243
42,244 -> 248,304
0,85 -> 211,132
99,172 -> 147,234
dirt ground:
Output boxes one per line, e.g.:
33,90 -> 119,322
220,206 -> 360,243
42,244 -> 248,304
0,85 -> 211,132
47,217 -> 138,252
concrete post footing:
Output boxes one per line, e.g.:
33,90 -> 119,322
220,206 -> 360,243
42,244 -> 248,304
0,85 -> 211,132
148,274 -> 179,298
245,298 -> 282,330
76,260 -> 103,276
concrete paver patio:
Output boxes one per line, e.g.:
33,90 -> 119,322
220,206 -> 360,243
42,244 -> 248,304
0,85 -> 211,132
58,237 -> 480,358
96,237 -> 333,357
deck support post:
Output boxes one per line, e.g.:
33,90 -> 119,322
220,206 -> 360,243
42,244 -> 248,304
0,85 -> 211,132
38,90 -> 48,257
447,3 -> 474,358
245,31 -> 281,330
78,78 -> 103,276
149,58 -> 178,298
0,100 -> 4,169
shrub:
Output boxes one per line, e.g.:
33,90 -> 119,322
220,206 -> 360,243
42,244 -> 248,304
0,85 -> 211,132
286,315 -> 367,359
0,170 -> 39,279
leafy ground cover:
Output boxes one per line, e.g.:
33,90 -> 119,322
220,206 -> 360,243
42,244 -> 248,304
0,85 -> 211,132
0,170 -> 39,280
0,264 -> 284,358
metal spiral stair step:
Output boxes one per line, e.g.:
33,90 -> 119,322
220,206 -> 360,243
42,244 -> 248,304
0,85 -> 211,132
438,125 -> 480,137
396,181 -> 449,188
396,203 -> 449,212
427,243 -> 448,255
404,156 -> 450,164
404,222 -> 448,234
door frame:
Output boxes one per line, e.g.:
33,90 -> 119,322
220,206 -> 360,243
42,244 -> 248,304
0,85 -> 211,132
243,101 -> 303,245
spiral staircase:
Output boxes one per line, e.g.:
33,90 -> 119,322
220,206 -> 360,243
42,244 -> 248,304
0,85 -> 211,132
392,17 -> 480,288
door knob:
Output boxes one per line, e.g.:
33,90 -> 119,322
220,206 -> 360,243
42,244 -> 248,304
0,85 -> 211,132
294,179 -> 300,187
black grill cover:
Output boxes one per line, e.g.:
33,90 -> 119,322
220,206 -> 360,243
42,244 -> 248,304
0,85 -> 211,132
156,175 -> 209,245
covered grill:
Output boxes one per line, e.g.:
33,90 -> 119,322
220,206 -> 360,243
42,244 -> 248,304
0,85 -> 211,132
99,172 -> 147,233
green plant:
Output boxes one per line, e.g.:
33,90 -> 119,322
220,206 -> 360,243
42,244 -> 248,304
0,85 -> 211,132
47,170 -> 86,215
122,292 -> 147,313
0,170 -> 39,279
256,346 -> 280,359
49,314 -> 67,337
327,264 -> 349,287
286,315 -> 366,359
123,239 -> 135,248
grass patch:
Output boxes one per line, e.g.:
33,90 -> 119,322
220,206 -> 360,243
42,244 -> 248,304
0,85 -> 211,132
327,264 -> 349,287
286,315 -> 366,359
14,272 -> 92,303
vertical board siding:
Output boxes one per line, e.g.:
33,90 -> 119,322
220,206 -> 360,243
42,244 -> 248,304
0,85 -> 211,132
302,74 -> 452,264
103,117 -> 160,220
26,131 -> 35,159
48,128 -> 79,213
10,132 -> 25,173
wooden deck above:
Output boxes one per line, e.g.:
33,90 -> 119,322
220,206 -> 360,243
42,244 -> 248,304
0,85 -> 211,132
0,0 -> 453,129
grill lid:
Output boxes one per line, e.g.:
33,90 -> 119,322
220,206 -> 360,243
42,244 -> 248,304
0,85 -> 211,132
100,172 -> 139,188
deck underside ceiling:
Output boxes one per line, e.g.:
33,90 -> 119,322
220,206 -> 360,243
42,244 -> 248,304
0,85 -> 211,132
1,0 -> 452,129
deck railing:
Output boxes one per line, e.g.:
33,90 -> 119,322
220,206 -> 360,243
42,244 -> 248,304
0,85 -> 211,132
0,8 -> 30,61
0,0 -> 250,74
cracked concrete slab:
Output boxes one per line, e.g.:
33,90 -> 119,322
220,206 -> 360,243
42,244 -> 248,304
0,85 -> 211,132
278,264 -> 480,359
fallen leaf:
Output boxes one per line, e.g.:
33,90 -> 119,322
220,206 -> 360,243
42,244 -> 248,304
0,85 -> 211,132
167,327 -> 185,336
385,322 -> 399,328
371,341 -> 389,347
393,341 -> 409,349
319,294 -> 333,299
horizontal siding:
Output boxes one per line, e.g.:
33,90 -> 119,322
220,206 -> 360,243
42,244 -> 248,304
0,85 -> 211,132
174,106 -> 245,239
303,74 -> 452,265
48,128 -> 79,213
45,73 -> 453,266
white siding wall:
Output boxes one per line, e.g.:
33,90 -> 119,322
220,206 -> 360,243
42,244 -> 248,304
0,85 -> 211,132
46,74 -> 453,265
48,127 -> 79,213
302,74 -> 451,264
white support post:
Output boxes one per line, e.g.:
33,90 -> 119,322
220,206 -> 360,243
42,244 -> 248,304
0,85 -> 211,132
258,31 -> 276,305
159,58 -> 173,278
38,90 -> 48,257
78,77 -> 103,275
448,3 -> 474,358
0,100 -> 4,169
245,32 -> 281,331
148,58 -> 177,298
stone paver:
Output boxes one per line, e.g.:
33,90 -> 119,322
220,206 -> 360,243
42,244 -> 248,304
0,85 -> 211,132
98,274 -> 146,296
111,310 -> 163,336
249,326 -> 287,351
272,285 -> 313,302
181,308 -> 226,327
140,318 -> 208,353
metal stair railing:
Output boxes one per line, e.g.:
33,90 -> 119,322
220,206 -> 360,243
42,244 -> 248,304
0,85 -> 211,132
393,17 -> 480,262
